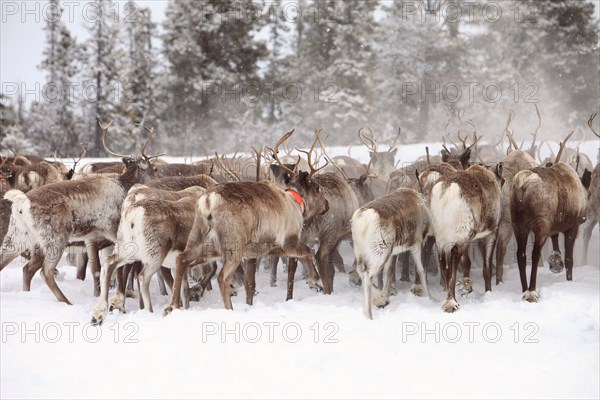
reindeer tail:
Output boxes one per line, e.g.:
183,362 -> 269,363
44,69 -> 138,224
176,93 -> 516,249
4,190 -> 30,222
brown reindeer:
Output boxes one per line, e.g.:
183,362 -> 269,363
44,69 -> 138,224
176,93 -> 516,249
430,164 -> 502,312
163,129 -> 330,313
0,121 -> 161,304
510,132 -> 592,302
494,150 -> 537,284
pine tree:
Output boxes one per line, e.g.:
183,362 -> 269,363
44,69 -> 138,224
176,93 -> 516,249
28,0 -> 81,156
160,0 -> 267,153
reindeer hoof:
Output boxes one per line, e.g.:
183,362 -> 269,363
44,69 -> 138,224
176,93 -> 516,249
230,284 -> 238,297
348,270 -> 362,288
189,284 -> 205,302
109,294 -> 126,313
458,278 -> 473,297
410,284 -> 425,297
125,289 -> 135,298
163,306 -> 174,317
90,306 -> 107,326
307,281 -> 323,293
522,290 -> 539,303
548,251 -> 564,273
373,293 -> 390,309
441,299 -> 460,313
90,315 -> 103,326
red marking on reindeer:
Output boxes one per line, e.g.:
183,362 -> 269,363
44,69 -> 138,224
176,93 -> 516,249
286,189 -> 305,215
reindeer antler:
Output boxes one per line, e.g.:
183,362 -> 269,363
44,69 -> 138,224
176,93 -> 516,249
588,113 -> 599,139
268,129 -> 297,176
554,130 -> 575,165
297,129 -> 328,177
315,127 -> 348,179
530,104 -> 541,148
358,128 -> 377,152
72,145 -> 87,173
214,152 -> 241,182
389,127 -> 401,150
100,121 -> 131,158
136,123 -> 165,160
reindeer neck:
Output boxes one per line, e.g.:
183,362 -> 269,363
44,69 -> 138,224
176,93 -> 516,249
118,166 -> 144,191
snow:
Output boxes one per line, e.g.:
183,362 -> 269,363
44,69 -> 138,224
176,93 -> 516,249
1,142 -> 599,399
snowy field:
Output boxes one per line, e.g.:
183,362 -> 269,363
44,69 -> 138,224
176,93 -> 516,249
1,142 -> 599,399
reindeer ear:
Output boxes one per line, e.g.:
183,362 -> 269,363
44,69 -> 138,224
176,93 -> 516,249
581,168 -> 592,190
494,162 -> 504,181
122,157 -> 134,168
460,148 -> 472,169
389,148 -> 398,157
359,174 -> 368,185
441,149 -> 450,162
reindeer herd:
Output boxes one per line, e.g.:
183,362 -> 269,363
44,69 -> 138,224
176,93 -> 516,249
0,109 -> 598,322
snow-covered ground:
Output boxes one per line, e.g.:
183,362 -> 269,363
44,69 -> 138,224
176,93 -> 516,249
1,142 -> 599,399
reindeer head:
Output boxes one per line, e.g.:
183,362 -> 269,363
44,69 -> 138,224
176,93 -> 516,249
359,127 -> 400,178
284,170 -> 329,218
269,129 -> 329,218
99,121 -> 162,186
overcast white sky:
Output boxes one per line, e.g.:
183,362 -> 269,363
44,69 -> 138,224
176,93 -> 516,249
1,0 -> 599,105
1,0 -> 168,102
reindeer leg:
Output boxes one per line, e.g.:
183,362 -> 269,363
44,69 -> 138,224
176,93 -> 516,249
458,253 -> 473,296
139,260 -> 162,313
218,253 -> 242,310
358,261 -> 374,320
423,236 -> 438,276
548,233 -> 564,273
243,259 -> 257,305
442,246 -> 460,313
495,221 -> 513,285
410,245 -> 429,297
268,255 -> 279,287
515,230 -> 529,294
23,249 -> 44,291
85,240 -> 101,297
399,252 -> 410,282
157,269 -> 168,296
482,233 -> 497,292
581,212 -> 597,266
315,237 -> 339,294
40,245 -> 71,305
161,266 -> 174,292
331,248 -> 345,273
374,255 -> 394,309
286,257 -> 298,301
525,232 -> 548,302
91,260 -> 120,325
109,263 -> 128,313
75,252 -> 88,281
164,252 -> 192,315
564,226 -> 579,281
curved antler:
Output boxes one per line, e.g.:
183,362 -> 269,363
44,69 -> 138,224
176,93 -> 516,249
315,127 -> 348,179
100,121 -> 131,158
297,129 -> 328,177
268,129 -> 297,176
554,130 -> 575,165
358,128 -> 377,152
136,123 -> 165,160
588,113 -> 599,139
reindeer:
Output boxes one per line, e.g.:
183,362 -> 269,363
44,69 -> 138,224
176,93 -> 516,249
353,188 -> 431,319
163,129 -> 330,314
510,130 -> 592,302
430,164 -> 502,312
580,113 -> 600,266
494,150 -> 537,284
90,185 -> 206,325
0,121 -> 161,304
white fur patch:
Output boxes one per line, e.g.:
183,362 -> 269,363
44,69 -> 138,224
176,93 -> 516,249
430,182 -> 473,246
